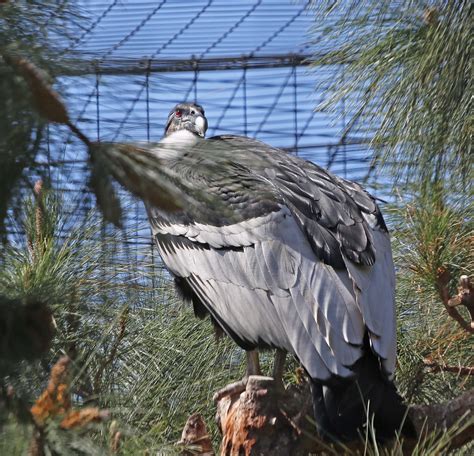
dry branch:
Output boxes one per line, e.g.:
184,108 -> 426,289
93,307 -> 129,394
423,358 -> 474,376
436,268 -> 474,334
28,356 -> 110,455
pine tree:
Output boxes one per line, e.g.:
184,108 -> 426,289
310,1 -> 473,450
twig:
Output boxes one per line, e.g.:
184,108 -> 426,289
423,358 -> 474,376
66,121 -> 91,148
28,427 -> 45,456
93,308 -> 128,394
436,268 -> 474,334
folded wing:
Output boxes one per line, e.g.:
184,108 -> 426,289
147,135 -> 396,380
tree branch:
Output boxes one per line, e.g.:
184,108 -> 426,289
93,307 -> 128,394
408,388 -> 474,451
436,268 -> 474,334
423,358 -> 474,376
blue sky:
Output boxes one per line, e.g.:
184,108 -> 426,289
33,0 -> 385,250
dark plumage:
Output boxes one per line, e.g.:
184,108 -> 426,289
143,102 -> 412,441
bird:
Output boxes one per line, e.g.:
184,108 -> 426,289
139,102 -> 412,442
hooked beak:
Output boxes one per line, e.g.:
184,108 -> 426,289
183,114 -> 207,138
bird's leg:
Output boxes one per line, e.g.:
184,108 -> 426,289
246,349 -> 262,376
213,350 -> 261,402
272,349 -> 286,390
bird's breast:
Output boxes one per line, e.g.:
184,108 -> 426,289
152,130 -> 202,160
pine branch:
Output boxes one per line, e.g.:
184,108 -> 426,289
423,359 -> 474,376
29,356 -> 110,455
93,307 -> 129,394
310,1 -> 472,188
2,53 -> 125,227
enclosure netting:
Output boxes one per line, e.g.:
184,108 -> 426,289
10,0 -> 386,281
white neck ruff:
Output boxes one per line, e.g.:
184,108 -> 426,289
153,130 -> 201,160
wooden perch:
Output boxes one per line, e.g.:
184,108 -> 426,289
181,376 -> 474,455
215,376 -> 314,456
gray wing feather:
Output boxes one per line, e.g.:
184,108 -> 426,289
289,257 -> 364,367
154,209 -> 372,379
342,229 -> 397,376
270,292 -> 333,380
151,209 -> 287,248
188,275 -> 290,348
146,133 -> 396,380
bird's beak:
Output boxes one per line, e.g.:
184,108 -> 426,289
183,114 -> 207,138
193,114 -> 208,137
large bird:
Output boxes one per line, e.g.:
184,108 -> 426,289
142,102 -> 411,442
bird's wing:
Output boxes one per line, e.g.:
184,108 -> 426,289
147,135 -> 395,378
152,206 -> 364,381
205,135 -> 397,376
262,146 -> 396,375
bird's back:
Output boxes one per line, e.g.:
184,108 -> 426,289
146,132 -> 410,441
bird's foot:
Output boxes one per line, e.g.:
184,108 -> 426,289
213,374 -> 286,403
272,375 -> 285,393
213,377 -> 248,403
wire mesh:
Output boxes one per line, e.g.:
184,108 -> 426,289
9,0 -> 387,279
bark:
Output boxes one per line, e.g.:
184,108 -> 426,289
408,388 -> 474,451
215,376 -> 314,456
178,413 -> 215,456
196,375 -> 474,456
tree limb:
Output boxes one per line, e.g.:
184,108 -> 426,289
408,388 -> 474,451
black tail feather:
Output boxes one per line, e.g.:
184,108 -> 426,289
310,351 -> 415,442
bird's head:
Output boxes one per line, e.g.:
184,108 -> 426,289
165,102 -> 208,138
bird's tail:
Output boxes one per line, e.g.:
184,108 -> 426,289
310,351 -> 415,443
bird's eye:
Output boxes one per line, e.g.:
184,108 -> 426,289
175,110 -> 182,118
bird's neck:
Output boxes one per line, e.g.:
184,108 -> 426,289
155,129 -> 201,160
